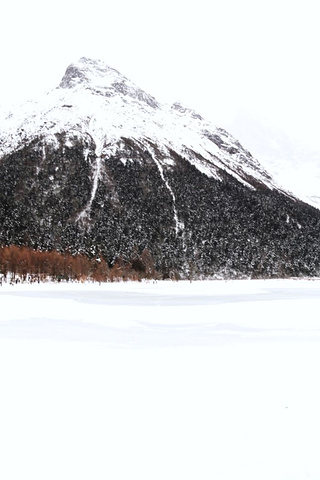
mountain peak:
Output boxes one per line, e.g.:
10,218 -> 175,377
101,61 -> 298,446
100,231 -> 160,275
58,57 -> 159,108
59,57 -> 123,90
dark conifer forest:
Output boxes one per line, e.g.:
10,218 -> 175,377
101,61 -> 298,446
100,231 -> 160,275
1,136 -> 320,282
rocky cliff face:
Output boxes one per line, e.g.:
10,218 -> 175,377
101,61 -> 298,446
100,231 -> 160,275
1,57 -> 320,278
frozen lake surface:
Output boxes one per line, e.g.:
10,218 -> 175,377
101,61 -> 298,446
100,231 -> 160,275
1,279 -> 320,479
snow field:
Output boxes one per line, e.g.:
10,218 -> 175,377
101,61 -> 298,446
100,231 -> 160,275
1,279 -> 320,480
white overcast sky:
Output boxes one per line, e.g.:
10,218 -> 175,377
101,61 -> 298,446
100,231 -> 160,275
1,0 -> 319,146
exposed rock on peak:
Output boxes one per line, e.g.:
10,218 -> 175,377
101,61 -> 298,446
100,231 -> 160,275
59,57 -> 159,108
59,57 -> 123,89
171,102 -> 203,120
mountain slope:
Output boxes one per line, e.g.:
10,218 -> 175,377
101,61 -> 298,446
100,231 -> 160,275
1,57 -> 320,278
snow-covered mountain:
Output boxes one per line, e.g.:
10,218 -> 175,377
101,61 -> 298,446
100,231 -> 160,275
0,57 -> 278,193
229,108 -> 320,209
1,57 -> 320,278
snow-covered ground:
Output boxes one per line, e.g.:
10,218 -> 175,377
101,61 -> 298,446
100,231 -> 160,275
1,279 -> 320,480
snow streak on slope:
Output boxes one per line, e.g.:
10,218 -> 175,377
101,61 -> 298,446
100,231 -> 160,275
77,156 -> 102,223
77,116 -> 104,223
0,57 -> 281,194
146,143 -> 184,234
